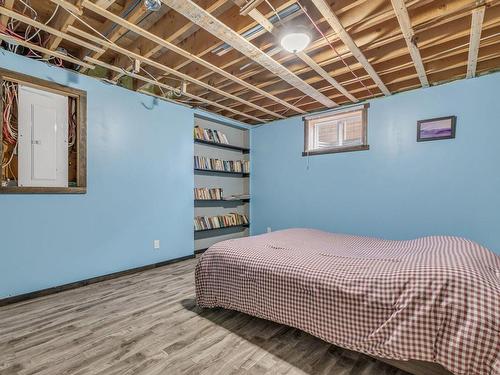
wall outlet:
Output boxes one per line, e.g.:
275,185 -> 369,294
267,227 -> 272,233
154,240 -> 160,249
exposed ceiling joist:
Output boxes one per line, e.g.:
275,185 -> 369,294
239,0 -> 265,16
238,4 -> 358,103
390,0 -> 429,87
44,0 -> 84,58
0,0 -> 14,27
145,0 -> 296,93
95,0 -> 118,7
49,0 -> 83,15
113,0 -> 231,83
309,0 -> 391,96
467,6 -> 486,78
0,6 -> 105,54
194,0 -> 480,101
84,56 -> 265,121
0,32 -> 94,69
81,0 -> 145,74
81,0 -> 302,116
66,25 -> 271,122
161,0 -> 338,108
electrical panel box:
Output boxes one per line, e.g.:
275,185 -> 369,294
18,85 -> 68,187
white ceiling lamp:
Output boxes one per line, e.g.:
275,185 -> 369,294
144,0 -> 161,11
280,26 -> 311,53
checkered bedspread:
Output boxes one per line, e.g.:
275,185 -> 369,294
195,229 -> 500,375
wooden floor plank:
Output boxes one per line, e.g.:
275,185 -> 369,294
0,258 -> 410,375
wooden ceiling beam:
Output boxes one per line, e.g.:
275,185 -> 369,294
216,26 -> 500,114
44,0 -> 85,57
390,0 -> 429,87
190,0 -> 478,96
0,0 -> 14,27
111,0 -> 231,82
49,0 -> 83,15
220,40 -> 500,118
80,0 -> 146,74
195,3 -> 499,104
158,0 -> 380,85
67,25 -> 273,121
186,0 -> 429,98
84,56 -> 267,122
81,0 -> 302,115
144,0 -> 307,93
466,6 -> 486,78
308,0 -> 390,96
161,0 -> 338,108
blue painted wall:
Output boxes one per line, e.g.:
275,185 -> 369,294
0,51 -> 194,298
251,72 -> 500,254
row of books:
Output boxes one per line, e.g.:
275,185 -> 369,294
194,126 -> 229,144
194,156 -> 250,174
194,213 -> 249,231
194,187 -> 223,200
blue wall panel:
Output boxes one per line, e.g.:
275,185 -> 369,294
0,51 -> 194,298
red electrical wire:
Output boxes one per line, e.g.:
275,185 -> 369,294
296,0 -> 374,97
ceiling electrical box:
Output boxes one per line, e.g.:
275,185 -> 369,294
18,85 -> 69,187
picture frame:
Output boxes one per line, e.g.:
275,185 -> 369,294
417,116 -> 456,142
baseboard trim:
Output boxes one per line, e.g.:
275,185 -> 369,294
0,254 -> 195,307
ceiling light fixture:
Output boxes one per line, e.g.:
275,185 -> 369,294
280,26 -> 311,53
144,0 -> 161,11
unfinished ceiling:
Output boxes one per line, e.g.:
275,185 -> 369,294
1,0 -> 499,124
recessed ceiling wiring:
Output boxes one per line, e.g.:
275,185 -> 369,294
295,0 -> 375,97
0,1 -> 64,66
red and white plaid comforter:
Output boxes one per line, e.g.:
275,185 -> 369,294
196,229 -> 500,375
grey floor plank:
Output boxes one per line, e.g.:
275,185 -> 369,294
0,258 -> 410,375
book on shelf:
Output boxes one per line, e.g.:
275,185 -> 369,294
194,187 -> 223,200
194,156 -> 249,174
194,213 -> 249,231
194,126 -> 229,144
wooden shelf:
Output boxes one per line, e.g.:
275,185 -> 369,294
194,168 -> 249,177
195,198 -> 250,203
194,224 -> 250,233
194,139 -> 250,154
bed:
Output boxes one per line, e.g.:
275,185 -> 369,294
195,228 -> 500,375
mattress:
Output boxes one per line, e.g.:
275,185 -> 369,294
195,228 -> 500,375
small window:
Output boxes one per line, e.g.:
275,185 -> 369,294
303,105 -> 369,156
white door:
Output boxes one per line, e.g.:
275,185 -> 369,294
18,85 -> 68,187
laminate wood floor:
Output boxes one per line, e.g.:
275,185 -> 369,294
0,257 -> 410,375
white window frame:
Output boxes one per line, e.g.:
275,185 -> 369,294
303,104 -> 369,156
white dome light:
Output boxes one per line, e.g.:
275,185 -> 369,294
280,32 -> 311,53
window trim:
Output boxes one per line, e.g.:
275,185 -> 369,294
302,104 -> 369,157
0,68 -> 87,194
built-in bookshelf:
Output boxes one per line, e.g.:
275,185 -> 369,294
194,115 -> 250,253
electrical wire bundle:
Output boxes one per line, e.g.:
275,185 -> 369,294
0,0 -> 64,66
68,97 -> 77,149
1,81 -> 18,181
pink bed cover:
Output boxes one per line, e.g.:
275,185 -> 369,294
195,229 -> 500,375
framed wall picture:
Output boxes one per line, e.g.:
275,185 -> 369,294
417,116 -> 456,142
